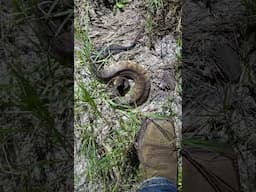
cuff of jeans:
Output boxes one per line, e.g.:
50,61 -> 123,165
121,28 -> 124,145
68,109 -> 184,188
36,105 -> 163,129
139,176 -> 177,190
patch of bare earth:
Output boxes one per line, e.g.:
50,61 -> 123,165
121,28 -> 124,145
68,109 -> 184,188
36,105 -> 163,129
75,0 -> 182,191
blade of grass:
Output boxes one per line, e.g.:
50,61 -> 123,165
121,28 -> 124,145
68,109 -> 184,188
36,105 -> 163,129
77,82 -> 102,118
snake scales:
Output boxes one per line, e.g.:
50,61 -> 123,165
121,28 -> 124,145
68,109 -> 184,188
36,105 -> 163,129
90,32 -> 151,107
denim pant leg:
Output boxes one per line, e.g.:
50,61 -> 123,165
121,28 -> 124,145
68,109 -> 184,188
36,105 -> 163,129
138,177 -> 177,192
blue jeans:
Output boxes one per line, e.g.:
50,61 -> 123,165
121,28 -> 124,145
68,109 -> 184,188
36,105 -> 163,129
138,177 -> 177,192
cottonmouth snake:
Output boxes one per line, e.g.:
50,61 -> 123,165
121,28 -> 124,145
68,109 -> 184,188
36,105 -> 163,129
90,32 -> 151,107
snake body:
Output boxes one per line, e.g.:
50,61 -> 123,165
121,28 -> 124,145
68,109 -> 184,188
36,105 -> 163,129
92,60 -> 151,106
90,30 -> 150,106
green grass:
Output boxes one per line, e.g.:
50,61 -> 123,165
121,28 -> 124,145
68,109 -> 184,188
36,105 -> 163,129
74,27 -> 145,191
80,112 -> 142,191
114,0 -> 130,12
145,0 -> 163,12
144,0 -> 163,48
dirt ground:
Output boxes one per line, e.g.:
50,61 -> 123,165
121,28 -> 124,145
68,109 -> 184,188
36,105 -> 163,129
76,0 -> 181,111
75,0 -> 256,191
74,0 -> 182,191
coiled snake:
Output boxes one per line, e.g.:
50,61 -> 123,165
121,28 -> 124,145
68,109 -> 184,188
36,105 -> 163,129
90,32 -> 151,107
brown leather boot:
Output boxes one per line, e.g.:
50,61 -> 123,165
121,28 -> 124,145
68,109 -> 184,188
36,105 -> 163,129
135,118 -> 178,184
